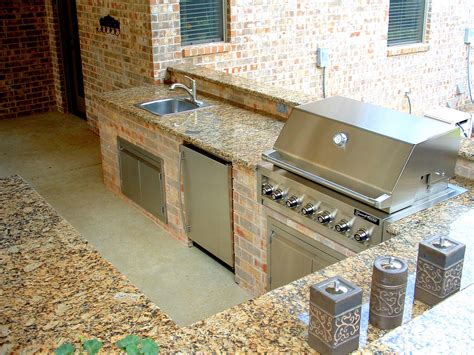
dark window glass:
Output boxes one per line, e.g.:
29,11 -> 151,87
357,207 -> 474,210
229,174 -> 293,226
388,0 -> 426,46
180,0 -> 225,45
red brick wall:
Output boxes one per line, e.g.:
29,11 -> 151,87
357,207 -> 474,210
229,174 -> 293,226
76,1 -> 156,133
0,0 -> 56,119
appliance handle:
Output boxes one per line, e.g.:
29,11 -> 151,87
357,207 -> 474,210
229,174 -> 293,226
263,151 -> 391,209
178,150 -> 189,234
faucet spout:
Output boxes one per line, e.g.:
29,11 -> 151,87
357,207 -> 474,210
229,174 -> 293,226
169,76 -> 203,106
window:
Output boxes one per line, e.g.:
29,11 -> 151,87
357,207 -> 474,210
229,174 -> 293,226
387,0 -> 426,46
179,0 -> 226,46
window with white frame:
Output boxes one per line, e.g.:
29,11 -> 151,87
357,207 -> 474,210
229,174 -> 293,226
179,0 -> 226,46
387,0 -> 427,46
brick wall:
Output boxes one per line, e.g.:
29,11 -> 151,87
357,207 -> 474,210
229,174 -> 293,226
150,0 -> 474,116
76,1 -> 156,132
0,0 -> 56,119
232,166 -> 267,294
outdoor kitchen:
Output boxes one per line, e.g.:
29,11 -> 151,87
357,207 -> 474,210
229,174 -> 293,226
2,0 -> 474,353
81,64 -> 473,352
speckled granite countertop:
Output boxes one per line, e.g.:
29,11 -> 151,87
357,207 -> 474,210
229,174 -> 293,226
97,85 -> 283,169
2,175 -> 473,352
459,138 -> 474,161
365,284 -> 474,353
98,83 -> 473,169
450,103 -> 473,160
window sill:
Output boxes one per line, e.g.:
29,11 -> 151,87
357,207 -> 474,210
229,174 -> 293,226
387,43 -> 430,57
182,43 -> 231,57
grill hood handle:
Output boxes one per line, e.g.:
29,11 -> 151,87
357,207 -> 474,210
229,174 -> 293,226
263,149 -> 391,209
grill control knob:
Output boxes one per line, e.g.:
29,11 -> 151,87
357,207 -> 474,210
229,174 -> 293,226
285,195 -> 300,208
354,228 -> 370,242
301,203 -> 316,216
271,189 -> 285,201
317,210 -> 332,224
335,219 -> 350,233
262,183 -> 274,196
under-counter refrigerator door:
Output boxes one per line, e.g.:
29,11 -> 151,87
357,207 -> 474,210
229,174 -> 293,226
181,145 -> 234,268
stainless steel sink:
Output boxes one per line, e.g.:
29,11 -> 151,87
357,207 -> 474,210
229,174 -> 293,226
136,98 -> 212,116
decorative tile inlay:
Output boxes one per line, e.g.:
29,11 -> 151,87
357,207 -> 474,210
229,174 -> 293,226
309,304 -> 333,344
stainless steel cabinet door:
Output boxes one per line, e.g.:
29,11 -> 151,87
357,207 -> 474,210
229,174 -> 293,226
270,232 -> 314,290
119,149 -> 141,205
118,138 -> 167,223
139,160 -> 165,221
181,145 -> 234,268
268,218 -> 345,290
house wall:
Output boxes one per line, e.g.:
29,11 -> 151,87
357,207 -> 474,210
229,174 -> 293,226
1,0 -> 56,119
152,0 -> 474,116
75,0 -> 156,133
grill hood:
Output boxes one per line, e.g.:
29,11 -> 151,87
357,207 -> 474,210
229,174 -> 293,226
263,96 -> 461,213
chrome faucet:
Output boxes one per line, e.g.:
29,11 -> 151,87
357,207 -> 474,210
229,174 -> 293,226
169,76 -> 203,106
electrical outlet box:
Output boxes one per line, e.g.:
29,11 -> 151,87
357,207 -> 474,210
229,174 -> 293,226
465,28 -> 474,44
316,48 -> 329,68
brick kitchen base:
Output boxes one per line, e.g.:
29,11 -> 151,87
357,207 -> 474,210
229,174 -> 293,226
96,89 -> 371,297
96,102 -> 270,295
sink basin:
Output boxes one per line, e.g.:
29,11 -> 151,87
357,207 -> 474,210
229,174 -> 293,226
136,98 -> 212,116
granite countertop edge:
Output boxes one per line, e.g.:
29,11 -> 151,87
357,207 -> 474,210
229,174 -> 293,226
167,64 -> 317,107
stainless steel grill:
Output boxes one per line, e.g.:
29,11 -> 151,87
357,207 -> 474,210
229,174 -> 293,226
258,96 -> 465,252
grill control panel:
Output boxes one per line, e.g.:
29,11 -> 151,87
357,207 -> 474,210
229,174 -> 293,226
258,166 -> 389,253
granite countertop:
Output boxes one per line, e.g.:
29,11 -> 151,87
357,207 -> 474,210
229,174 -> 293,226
459,138 -> 474,161
97,83 -> 474,171
2,175 -> 473,352
365,284 -> 474,353
97,85 -> 283,169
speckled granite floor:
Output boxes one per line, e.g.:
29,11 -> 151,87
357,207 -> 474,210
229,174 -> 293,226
2,175 -> 473,352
